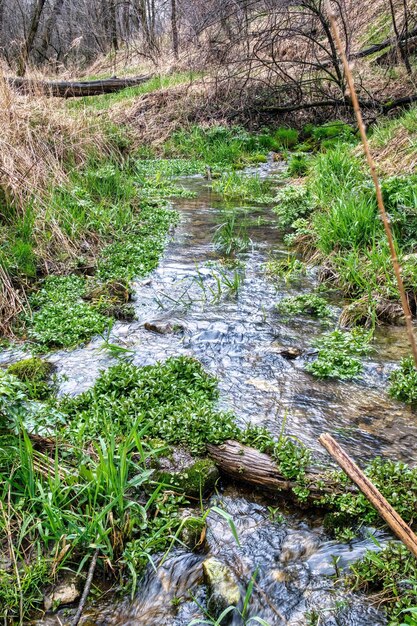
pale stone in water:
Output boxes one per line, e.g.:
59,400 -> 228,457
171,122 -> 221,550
44,580 -> 80,611
203,557 -> 240,619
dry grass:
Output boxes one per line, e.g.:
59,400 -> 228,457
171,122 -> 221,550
0,266 -> 27,337
0,74 -> 108,211
0,74 -> 113,336
370,125 -> 417,176
116,80 -> 212,144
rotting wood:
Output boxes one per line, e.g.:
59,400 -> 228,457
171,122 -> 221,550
319,433 -> 417,559
5,74 -> 153,98
206,440 -> 354,500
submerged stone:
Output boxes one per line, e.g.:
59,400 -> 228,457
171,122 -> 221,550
44,578 -> 80,611
203,557 -> 240,620
180,509 -> 207,551
144,319 -> 185,334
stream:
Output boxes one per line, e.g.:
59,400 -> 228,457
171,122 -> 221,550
6,162 -> 417,625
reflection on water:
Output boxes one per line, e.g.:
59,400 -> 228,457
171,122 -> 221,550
11,164 -> 413,624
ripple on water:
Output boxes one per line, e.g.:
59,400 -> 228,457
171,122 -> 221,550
8,168 -> 408,624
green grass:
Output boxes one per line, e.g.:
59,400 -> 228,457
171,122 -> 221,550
287,153 -> 311,177
274,127 -> 299,148
212,172 -> 274,203
276,135 -> 417,325
370,106 -> 417,147
212,209 -> 251,256
67,72 -> 198,111
164,125 -> 277,168
350,542 -> 417,625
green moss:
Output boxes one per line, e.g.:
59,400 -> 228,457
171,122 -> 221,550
156,459 -> 219,497
7,358 -> 53,400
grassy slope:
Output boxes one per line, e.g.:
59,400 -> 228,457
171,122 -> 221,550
274,112 -> 417,327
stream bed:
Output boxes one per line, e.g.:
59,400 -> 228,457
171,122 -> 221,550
7,163 -> 417,624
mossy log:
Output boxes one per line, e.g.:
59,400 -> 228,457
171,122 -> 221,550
207,440 -> 355,501
5,74 -> 153,98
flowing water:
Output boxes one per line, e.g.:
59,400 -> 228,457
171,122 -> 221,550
7,162 -> 417,624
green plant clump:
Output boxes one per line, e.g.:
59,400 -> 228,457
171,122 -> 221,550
239,424 -> 311,483
266,257 -> 306,282
59,356 -> 239,452
274,185 -> 315,228
274,127 -> 299,149
276,293 -> 331,318
389,356 -> 417,404
287,153 -> 311,177
305,328 -> 372,379
6,358 -> 53,400
324,457 -> 417,533
350,543 -> 417,624
212,172 -> 274,203
213,210 -> 251,255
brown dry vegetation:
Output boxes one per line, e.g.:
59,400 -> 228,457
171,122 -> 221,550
0,75 -> 112,335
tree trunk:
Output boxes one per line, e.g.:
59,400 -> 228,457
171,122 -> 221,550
37,0 -> 66,62
388,0 -> 412,74
206,440 -> 354,501
171,0 -> 179,59
6,73 -> 153,98
17,0 -> 48,76
109,0 -> 118,52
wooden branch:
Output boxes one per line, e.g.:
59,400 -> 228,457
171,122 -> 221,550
206,440 -> 349,500
353,26 -> 417,60
5,74 -> 154,98
261,93 -> 417,115
72,548 -> 99,626
319,434 -> 417,559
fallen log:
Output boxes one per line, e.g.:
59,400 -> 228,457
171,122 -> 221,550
206,440 -> 350,501
5,74 -> 153,98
